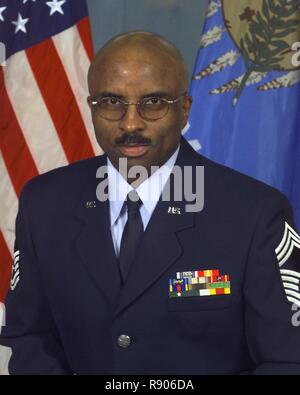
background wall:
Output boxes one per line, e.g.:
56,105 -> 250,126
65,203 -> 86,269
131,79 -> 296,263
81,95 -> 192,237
86,0 -> 209,82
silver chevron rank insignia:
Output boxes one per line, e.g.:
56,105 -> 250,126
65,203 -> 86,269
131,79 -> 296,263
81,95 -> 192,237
10,250 -> 20,291
275,222 -> 300,306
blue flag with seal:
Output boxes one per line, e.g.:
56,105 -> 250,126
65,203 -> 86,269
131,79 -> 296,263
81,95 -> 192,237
184,0 -> 300,230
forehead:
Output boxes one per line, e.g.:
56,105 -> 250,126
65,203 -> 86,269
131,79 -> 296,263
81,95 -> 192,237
90,50 -> 181,97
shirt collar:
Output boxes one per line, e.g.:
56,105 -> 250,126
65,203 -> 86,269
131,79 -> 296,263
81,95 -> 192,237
107,144 -> 180,226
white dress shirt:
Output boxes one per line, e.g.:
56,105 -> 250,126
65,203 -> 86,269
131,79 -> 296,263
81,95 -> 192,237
107,145 -> 180,256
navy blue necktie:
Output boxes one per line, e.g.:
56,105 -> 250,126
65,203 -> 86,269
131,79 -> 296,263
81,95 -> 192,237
119,190 -> 144,283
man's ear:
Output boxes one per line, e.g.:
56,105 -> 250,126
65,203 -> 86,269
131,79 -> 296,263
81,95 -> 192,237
87,96 -> 92,109
182,95 -> 192,127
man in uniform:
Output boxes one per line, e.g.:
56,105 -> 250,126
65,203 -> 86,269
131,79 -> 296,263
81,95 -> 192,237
1,31 -> 300,374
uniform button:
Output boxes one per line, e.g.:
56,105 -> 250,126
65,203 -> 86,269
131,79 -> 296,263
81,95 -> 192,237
118,334 -> 131,348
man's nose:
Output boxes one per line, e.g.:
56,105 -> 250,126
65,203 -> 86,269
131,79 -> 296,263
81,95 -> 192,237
119,104 -> 146,133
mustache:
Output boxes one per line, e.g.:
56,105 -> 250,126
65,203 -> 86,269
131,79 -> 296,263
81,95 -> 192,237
115,134 -> 151,146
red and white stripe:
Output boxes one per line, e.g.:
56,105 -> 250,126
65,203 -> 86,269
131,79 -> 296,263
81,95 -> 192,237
0,16 -> 100,301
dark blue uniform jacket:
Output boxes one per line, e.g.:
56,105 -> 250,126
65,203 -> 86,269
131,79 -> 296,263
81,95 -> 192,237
1,137 -> 300,374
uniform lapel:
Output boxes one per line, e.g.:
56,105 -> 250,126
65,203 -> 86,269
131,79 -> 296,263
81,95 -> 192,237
114,138 -> 201,318
74,156 -> 122,308
114,197 -> 195,318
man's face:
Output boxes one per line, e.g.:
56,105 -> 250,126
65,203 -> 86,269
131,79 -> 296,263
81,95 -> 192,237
88,48 -> 192,174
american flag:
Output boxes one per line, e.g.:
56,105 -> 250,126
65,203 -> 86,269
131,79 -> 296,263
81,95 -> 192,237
0,0 -> 101,302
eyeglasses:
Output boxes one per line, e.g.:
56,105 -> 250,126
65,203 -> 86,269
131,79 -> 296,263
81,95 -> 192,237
87,94 -> 186,121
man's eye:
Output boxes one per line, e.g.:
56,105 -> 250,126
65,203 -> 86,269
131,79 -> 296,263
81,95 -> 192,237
144,97 -> 163,105
101,97 -> 121,105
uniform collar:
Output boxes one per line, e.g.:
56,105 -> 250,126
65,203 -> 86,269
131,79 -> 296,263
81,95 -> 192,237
107,144 -> 180,226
